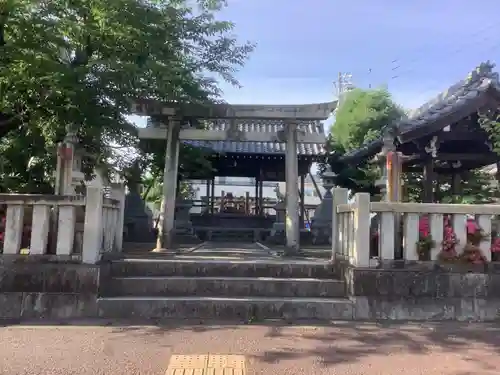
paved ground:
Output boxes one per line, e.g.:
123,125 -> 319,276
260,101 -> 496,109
123,241 -> 277,260
123,240 -> 332,262
1,320 -> 499,375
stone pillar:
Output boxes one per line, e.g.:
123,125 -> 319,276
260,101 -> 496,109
82,186 -> 104,264
259,176 -> 264,215
285,121 -> 300,252
55,125 -> 77,195
205,179 -> 210,213
111,183 -> 126,252
210,176 -> 215,214
245,191 -> 250,214
387,151 -> 403,202
311,169 -> 336,245
374,133 -> 395,201
299,174 -> 305,228
254,175 -> 259,215
372,131 -> 395,258
156,119 -> 180,250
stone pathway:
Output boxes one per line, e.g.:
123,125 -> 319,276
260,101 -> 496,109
123,240 -> 332,262
183,241 -> 277,259
1,320 -> 499,375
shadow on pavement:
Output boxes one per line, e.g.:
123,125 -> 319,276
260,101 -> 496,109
2,318 -> 500,371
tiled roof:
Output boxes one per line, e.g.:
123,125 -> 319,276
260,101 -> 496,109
170,119 -> 326,156
398,61 -> 499,133
341,61 -> 500,163
183,139 -> 325,155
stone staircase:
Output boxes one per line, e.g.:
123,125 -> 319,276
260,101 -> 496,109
200,228 -> 256,242
97,258 -> 353,320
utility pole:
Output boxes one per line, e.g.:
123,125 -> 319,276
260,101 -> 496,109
333,72 -> 354,112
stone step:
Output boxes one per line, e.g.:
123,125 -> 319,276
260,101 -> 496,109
209,235 -> 255,242
109,259 -> 337,279
97,296 -> 354,320
102,276 -> 345,298
208,230 -> 256,242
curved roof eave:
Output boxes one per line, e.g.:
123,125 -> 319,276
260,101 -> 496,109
337,61 -> 500,164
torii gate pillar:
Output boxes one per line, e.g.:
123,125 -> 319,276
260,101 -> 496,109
285,121 -> 300,253
156,119 -> 181,250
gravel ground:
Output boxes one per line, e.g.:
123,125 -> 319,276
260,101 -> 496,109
0,320 -> 499,375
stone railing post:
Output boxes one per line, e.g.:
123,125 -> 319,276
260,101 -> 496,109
352,192 -> 371,267
30,203 -> 51,255
3,204 -> 25,254
56,201 -> 77,256
331,187 -> 348,261
111,183 -> 126,252
82,186 -> 104,264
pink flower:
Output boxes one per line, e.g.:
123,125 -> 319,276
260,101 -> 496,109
491,238 -> 500,253
466,219 -> 479,234
419,217 -> 430,236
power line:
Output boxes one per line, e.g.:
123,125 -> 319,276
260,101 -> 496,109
392,22 -> 498,66
345,19 -> 500,88
391,32 -> 499,81
395,42 -> 500,108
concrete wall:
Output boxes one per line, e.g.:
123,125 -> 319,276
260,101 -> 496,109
5,258 -> 500,322
338,262 -> 500,321
0,260 -> 100,320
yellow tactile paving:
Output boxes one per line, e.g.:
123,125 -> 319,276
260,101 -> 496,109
166,354 -> 246,375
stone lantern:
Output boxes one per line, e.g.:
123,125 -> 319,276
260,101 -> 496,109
70,149 -> 86,194
270,199 -> 286,244
310,168 -> 336,245
54,124 -> 81,195
175,198 -> 194,235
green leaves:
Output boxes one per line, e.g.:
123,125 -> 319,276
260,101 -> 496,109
332,88 -> 405,152
478,110 -> 500,154
0,0 -> 253,192
325,88 -> 404,196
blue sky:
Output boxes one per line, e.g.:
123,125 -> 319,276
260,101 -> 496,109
217,0 -> 500,108
130,0 -> 500,127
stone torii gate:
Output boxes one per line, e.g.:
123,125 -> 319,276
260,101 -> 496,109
133,101 -> 336,252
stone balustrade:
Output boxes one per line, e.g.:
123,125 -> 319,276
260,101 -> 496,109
0,184 -> 125,264
332,187 -> 500,267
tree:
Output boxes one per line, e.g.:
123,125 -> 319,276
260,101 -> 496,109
405,169 -> 499,204
142,175 -> 196,212
326,88 -> 499,204
0,0 -> 253,193
332,88 -> 404,152
325,88 -> 405,196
